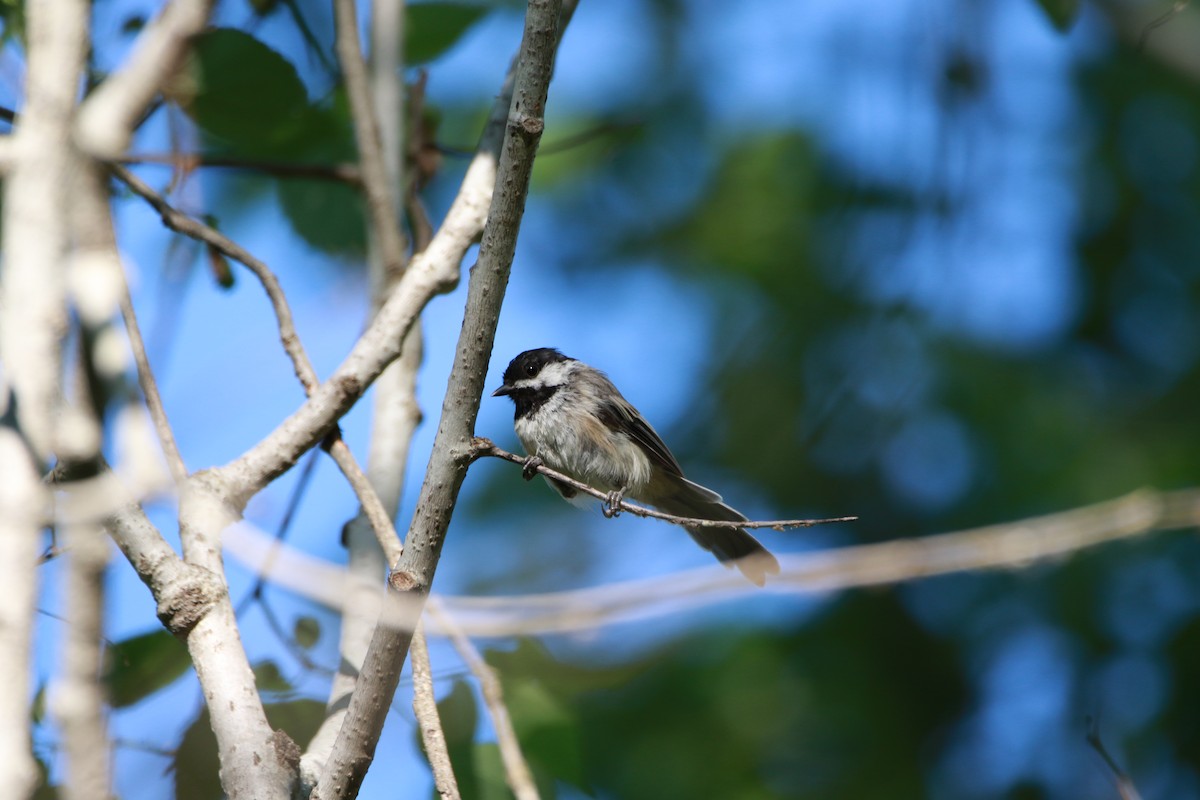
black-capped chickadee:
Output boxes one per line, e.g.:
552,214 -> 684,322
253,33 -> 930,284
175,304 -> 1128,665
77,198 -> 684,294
492,348 -> 781,586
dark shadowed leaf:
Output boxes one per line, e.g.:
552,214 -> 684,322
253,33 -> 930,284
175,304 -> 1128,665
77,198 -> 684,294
1034,0 -> 1080,31
293,615 -> 321,649
405,3 -> 490,65
274,94 -> 367,256
176,707 -> 221,800
176,700 -> 327,800
105,629 -> 192,708
253,660 -> 293,694
30,682 -> 45,725
165,28 -> 311,155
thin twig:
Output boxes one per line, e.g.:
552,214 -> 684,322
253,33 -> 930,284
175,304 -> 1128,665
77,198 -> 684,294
121,152 -> 362,184
110,163 -> 320,393
1138,0 -> 1190,51
118,277 -> 187,484
426,599 -> 539,800
1086,718 -> 1144,800
324,435 -> 405,567
411,624 -> 462,800
234,448 -> 321,618
472,439 -> 857,530
333,0 -> 407,280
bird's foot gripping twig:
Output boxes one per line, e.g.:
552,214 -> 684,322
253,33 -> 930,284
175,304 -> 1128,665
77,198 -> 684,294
521,455 -> 543,481
602,489 -> 625,519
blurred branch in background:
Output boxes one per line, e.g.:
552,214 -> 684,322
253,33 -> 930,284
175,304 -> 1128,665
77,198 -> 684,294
1087,717 -> 1145,800
121,152 -> 362,184
426,597 -> 540,800
1097,0 -> 1200,80
224,487 -> 1200,637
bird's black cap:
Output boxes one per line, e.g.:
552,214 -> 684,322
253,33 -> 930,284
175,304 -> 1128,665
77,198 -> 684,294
492,348 -> 571,396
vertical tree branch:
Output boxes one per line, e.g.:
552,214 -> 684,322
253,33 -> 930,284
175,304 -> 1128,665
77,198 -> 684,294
301,0 -> 420,785
0,0 -> 88,462
333,0 -> 407,277
51,151 -> 129,800
51,519 -> 111,800
174,475 -> 299,800
410,625 -> 462,800
310,2 -> 561,796
426,599 -> 538,800
0,431 -> 46,800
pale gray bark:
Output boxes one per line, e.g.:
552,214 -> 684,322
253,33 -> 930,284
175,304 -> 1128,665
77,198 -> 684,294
0,431 -> 46,800
309,2 -> 563,796
75,0 -> 216,157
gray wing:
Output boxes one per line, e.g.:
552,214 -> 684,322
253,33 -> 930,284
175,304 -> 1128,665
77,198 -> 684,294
596,395 -> 685,477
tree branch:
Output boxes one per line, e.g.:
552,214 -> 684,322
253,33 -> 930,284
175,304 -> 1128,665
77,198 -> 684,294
111,163 -> 321,394
51,519 -> 111,800
74,0 -> 216,158
473,439 -> 857,529
300,0 -> 419,783
122,152 -> 362,184
1086,717 -> 1144,800
0,431 -> 47,799
333,0 -> 407,280
309,2 -> 563,796
426,599 -> 538,800
0,0 -> 88,462
410,624 -> 462,800
223,488 -> 1200,637
215,0 -> 580,507
108,490 -> 298,799
119,273 -> 188,484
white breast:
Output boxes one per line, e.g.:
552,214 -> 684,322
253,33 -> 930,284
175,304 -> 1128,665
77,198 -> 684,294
515,392 -> 653,499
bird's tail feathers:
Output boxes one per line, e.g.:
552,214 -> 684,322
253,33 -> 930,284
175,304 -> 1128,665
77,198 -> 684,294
655,481 -> 781,587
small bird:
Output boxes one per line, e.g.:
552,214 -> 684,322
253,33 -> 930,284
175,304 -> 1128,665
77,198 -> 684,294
492,348 -> 781,586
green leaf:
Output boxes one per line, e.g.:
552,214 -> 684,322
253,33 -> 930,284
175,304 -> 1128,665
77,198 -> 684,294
293,615 -> 320,649
105,629 -> 192,708
0,0 -> 26,44
506,678 -> 586,791
274,98 -> 367,256
437,679 -> 479,745
1033,0 -> 1080,32
253,660 -> 293,694
264,698 -> 327,750
470,743 -> 513,800
405,3 -> 490,65
175,707 -> 222,800
165,28 -> 312,155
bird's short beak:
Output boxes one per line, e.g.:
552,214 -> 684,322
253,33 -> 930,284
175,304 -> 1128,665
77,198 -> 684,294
492,384 -> 513,397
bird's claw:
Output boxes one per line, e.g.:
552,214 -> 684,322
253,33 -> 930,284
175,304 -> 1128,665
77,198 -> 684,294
521,455 -> 543,481
602,489 -> 625,518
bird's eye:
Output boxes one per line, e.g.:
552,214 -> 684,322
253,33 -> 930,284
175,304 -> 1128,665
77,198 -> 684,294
525,364 -> 536,376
